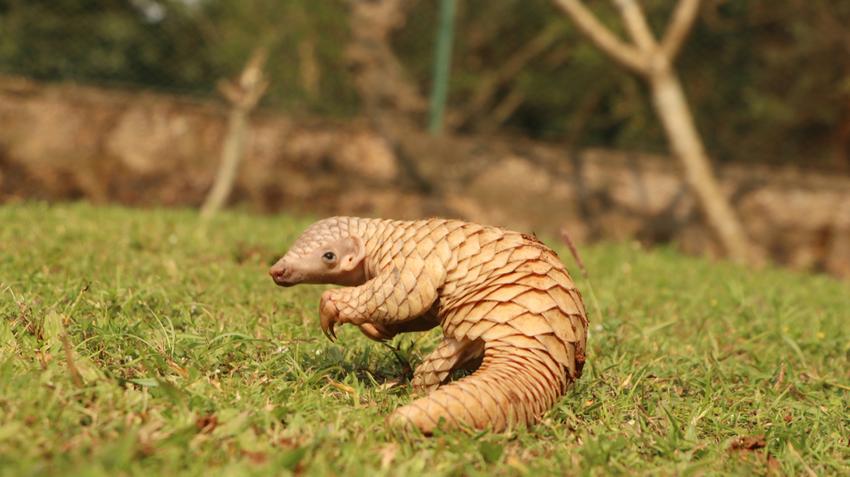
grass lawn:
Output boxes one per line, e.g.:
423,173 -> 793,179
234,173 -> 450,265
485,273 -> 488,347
0,202 -> 848,476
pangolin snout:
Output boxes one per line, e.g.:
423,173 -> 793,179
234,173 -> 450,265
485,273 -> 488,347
269,262 -> 295,287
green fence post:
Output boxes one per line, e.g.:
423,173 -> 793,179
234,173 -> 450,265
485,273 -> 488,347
428,0 -> 456,135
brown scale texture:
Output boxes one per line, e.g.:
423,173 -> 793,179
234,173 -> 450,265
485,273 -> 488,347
284,217 -> 588,433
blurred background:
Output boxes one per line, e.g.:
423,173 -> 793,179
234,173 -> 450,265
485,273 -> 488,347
0,0 -> 848,277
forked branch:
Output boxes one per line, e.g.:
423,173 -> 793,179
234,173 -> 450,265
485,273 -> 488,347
552,0 -> 648,74
613,0 -> 658,51
661,0 -> 701,60
554,0 -> 756,263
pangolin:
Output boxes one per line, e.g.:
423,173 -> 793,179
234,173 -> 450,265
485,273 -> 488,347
269,217 -> 588,433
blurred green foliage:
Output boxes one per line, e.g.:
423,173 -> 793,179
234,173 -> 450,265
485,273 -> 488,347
0,0 -> 848,168
0,0 -> 215,91
0,0 -> 356,114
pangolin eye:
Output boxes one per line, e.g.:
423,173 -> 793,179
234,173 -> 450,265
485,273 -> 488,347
322,251 -> 336,263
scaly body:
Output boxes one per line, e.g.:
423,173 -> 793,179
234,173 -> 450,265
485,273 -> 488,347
269,217 -> 588,433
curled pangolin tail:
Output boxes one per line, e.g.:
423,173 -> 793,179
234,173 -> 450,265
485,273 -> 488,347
389,344 -> 569,433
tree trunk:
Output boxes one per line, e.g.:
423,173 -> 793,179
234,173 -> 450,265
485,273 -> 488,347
553,0 -> 757,264
649,62 -> 753,263
346,0 -> 433,193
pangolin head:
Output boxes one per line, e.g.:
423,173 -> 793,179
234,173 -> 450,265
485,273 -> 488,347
269,217 -> 366,287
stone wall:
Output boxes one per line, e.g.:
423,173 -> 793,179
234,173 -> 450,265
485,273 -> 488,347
1,76 -> 848,278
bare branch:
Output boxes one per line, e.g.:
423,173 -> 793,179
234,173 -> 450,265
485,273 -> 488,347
553,0 -> 649,74
661,0 -> 701,60
476,87 -> 526,133
612,0 -> 658,52
454,21 -> 563,127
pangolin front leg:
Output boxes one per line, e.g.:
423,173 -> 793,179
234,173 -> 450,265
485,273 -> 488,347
319,257 -> 445,339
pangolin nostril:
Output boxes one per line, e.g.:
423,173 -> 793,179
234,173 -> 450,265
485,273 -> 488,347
269,264 -> 287,280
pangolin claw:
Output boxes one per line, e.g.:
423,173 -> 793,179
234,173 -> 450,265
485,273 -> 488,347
320,311 -> 337,341
319,293 -> 339,342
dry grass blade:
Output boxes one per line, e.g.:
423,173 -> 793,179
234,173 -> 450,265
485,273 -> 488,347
560,225 -> 603,323
560,226 -> 588,279
60,332 -> 84,388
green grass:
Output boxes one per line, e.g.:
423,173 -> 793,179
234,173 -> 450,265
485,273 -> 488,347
0,202 -> 848,476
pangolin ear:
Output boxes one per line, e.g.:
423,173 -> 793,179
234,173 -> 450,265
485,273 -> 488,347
339,235 -> 365,272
